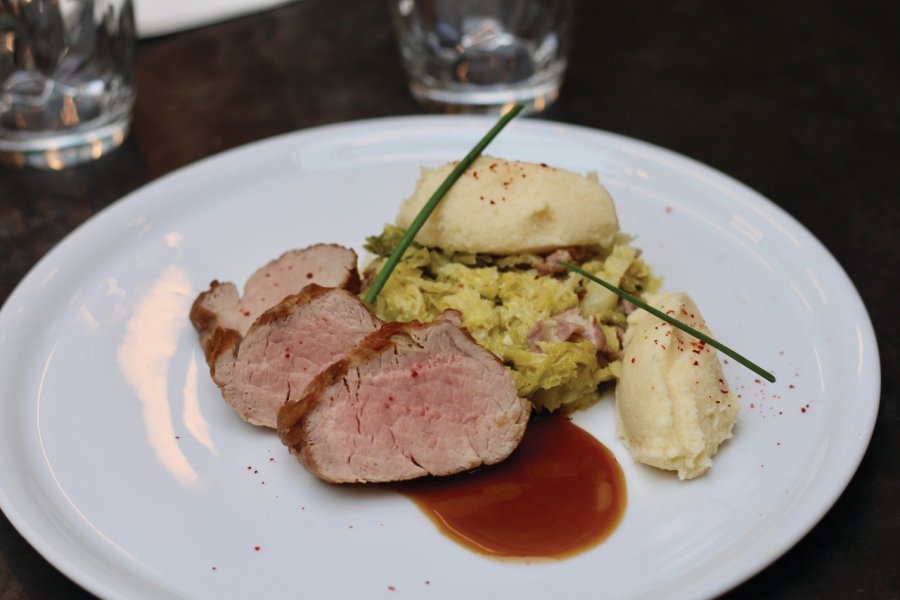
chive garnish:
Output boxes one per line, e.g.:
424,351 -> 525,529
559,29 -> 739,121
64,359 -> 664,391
559,261 -> 775,382
363,103 -> 525,305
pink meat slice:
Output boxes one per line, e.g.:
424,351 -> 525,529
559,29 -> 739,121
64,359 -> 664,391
212,285 -> 382,429
277,317 -> 531,483
526,308 -> 608,353
190,244 -> 360,355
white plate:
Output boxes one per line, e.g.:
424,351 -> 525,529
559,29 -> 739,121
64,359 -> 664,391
0,117 -> 880,600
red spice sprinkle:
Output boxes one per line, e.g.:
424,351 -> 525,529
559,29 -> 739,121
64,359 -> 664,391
175,435 -> 180,439
388,586 -> 396,591
664,206 -> 673,214
631,357 -> 636,364
306,272 -> 313,279
661,345 -> 667,350
253,470 -> 258,474
247,466 -> 252,470
241,310 -> 251,317
718,378 -> 724,384
490,200 -> 496,205
693,360 -> 699,366
723,359 -> 730,364
754,379 -> 762,384
750,403 -> 756,409
490,162 -> 498,170
789,384 -> 795,389
473,171 -> 479,179
721,389 -> 729,394
458,284 -> 464,288
666,309 -> 675,315
211,566 -> 217,571
411,370 -> 418,378
269,457 -> 275,462
540,162 -> 548,168
479,195 -> 484,200
800,407 -> 807,413
254,546 -> 261,551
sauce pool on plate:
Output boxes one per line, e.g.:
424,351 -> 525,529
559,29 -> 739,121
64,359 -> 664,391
395,413 -> 626,560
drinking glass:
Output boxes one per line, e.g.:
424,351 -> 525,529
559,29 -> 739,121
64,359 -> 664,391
0,0 -> 136,169
389,0 -> 575,114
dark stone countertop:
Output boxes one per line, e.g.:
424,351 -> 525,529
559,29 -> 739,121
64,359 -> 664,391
1,1 -> 897,598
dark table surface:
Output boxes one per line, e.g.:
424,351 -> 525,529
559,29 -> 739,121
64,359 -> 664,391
1,1 -> 897,598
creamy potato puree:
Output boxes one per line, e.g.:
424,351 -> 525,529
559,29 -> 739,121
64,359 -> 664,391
616,292 -> 737,479
396,156 -> 620,255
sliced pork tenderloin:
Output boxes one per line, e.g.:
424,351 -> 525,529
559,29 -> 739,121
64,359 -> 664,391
277,317 -> 531,483
190,244 -> 360,361
210,285 -> 382,428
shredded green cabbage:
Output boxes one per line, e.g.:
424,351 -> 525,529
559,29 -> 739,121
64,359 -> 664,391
363,225 -> 659,412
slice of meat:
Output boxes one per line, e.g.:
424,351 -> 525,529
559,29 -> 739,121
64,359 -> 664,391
534,248 -> 573,276
190,244 -> 360,361
211,285 -> 382,429
278,317 -> 531,483
526,308 -> 608,353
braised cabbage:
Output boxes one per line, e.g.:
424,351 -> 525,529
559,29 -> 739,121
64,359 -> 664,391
363,225 -> 658,411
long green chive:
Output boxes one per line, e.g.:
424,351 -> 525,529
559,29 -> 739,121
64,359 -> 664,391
559,261 -> 776,383
363,103 -> 525,305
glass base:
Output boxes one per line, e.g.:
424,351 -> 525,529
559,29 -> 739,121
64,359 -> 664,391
407,73 -> 563,115
0,117 -> 131,170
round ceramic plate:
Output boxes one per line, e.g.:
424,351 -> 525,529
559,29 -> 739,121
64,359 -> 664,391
0,117 -> 880,599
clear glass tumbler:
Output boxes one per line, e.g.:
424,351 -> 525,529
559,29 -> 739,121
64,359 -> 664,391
389,0 -> 575,114
0,0 -> 136,169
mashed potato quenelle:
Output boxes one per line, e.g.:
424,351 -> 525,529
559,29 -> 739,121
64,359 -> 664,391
616,292 -> 738,479
396,156 -> 620,255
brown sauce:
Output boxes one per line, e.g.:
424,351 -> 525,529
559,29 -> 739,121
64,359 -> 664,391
395,413 -> 626,560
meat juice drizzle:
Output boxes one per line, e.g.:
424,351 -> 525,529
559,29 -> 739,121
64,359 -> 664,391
395,413 -> 626,560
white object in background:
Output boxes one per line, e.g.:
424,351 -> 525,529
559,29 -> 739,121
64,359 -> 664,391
136,0 -> 298,38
